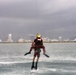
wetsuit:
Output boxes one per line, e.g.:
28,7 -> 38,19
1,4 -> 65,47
29,38 -> 46,57
30,38 -> 45,70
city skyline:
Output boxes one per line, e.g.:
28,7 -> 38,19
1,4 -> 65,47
0,0 -> 76,40
0,33 -> 76,42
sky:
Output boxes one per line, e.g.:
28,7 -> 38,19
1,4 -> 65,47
0,0 -> 76,41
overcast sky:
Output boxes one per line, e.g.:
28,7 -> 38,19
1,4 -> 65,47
0,0 -> 76,41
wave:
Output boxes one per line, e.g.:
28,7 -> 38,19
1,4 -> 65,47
30,67 -> 76,74
38,67 -> 76,73
0,61 -> 32,65
48,68 -> 76,73
37,55 -> 76,62
1,55 -> 76,65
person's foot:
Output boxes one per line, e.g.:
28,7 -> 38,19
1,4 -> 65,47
35,62 -> 38,70
31,61 -> 34,70
35,66 -> 37,70
31,66 -> 34,70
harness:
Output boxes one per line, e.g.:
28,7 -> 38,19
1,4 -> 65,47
34,46 -> 41,52
34,38 -> 42,52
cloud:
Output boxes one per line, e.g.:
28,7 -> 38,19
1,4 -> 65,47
37,0 -> 76,15
0,0 -> 37,19
0,0 -> 76,40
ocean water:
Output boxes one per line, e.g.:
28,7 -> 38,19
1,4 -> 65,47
0,43 -> 76,75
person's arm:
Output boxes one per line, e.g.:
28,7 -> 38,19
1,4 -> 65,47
32,39 -> 36,46
29,41 -> 35,53
31,41 -> 35,46
41,39 -> 43,45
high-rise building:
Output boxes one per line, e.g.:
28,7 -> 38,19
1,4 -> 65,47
0,39 -> 2,42
59,36 -> 62,41
18,37 -> 25,43
6,34 -> 13,42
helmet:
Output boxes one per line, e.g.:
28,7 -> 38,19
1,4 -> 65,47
36,34 -> 41,38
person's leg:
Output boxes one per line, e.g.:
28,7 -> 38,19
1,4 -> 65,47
29,46 -> 35,53
31,52 -> 36,70
41,45 -> 46,53
35,58 -> 39,70
35,52 -> 40,70
31,56 -> 36,70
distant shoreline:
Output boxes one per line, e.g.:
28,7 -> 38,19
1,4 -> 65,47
0,41 -> 76,43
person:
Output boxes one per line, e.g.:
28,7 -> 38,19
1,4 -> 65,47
29,33 -> 46,70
